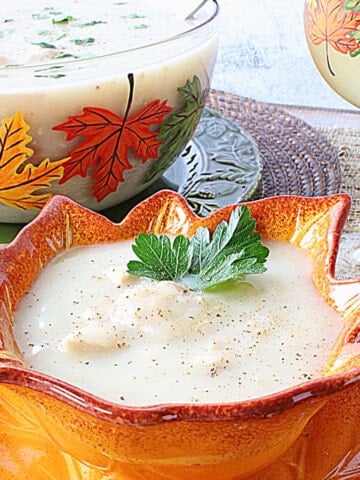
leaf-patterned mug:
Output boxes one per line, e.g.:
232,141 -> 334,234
304,0 -> 360,107
0,2 -> 219,223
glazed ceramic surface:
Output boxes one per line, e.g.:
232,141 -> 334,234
0,1 -> 218,223
0,190 -> 359,480
304,0 -> 360,107
163,108 -> 263,215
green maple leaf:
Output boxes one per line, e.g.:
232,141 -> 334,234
146,75 -> 206,181
345,0 -> 360,11
349,29 -> 360,56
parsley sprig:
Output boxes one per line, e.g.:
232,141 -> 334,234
127,206 -> 269,291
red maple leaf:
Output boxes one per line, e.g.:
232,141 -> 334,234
53,99 -> 172,201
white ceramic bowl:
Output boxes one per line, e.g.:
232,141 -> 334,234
0,1 -> 219,223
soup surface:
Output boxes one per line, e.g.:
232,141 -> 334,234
14,239 -> 342,405
0,0 -> 201,67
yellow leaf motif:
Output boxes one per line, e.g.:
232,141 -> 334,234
0,111 -> 67,210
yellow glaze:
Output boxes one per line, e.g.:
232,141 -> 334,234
0,191 -> 359,479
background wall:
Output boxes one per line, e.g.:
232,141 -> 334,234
211,0 -> 353,109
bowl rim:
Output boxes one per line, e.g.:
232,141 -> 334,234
1,190 -> 359,426
0,0 -> 219,74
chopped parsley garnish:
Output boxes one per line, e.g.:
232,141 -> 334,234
134,24 -> 149,29
34,73 -> 66,79
128,13 -> 146,19
32,13 -> 50,20
53,52 -> 79,59
127,206 -> 269,291
81,20 -> 107,27
71,37 -> 95,45
31,41 -> 56,49
52,16 -> 77,24
34,65 -> 65,79
54,33 -> 66,41
37,29 -> 52,36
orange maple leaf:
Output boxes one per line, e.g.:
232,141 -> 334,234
53,99 -> 173,202
305,0 -> 360,74
0,111 -> 67,210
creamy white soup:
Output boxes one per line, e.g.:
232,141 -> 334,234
0,1 -> 203,67
13,239 -> 342,405
0,1 -> 218,222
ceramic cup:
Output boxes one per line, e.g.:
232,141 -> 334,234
304,0 -> 360,107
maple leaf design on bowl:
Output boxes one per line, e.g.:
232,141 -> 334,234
304,0 -> 360,76
53,73 -> 173,202
53,74 -> 206,202
0,112 -> 67,210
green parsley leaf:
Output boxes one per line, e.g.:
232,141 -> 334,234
122,13 -> 146,19
127,206 -> 269,291
128,234 -> 192,282
32,13 -> 50,20
53,52 -> 79,59
52,16 -> 77,24
71,37 -> 95,45
34,74 -> 66,79
31,41 -> 56,49
34,66 -> 65,78
81,20 -> 107,27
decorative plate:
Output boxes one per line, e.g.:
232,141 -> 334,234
162,108 -> 263,216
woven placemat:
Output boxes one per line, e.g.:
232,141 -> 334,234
207,89 -> 341,199
316,127 -> 360,233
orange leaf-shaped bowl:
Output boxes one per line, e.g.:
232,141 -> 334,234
0,191 -> 359,480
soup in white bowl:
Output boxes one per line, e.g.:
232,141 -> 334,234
0,1 -> 218,222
